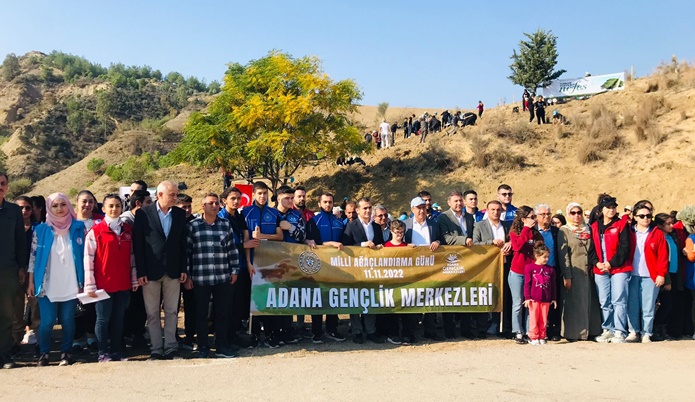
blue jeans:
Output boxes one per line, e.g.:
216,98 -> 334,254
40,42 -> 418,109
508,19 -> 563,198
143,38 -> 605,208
627,275 -> 660,335
37,297 -> 77,354
594,272 -> 629,336
508,271 -> 528,334
95,290 -> 131,355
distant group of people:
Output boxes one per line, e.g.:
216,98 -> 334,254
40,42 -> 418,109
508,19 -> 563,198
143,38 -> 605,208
2,170 -> 695,369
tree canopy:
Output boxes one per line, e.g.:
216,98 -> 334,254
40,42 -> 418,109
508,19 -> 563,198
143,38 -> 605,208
508,29 -> 566,91
170,51 -> 367,194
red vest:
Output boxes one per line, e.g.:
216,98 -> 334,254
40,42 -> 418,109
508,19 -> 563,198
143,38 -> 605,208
92,221 -> 133,293
591,218 -> 632,275
629,227 -> 669,282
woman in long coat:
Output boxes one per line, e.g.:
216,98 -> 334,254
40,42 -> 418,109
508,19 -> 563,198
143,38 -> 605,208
557,202 -> 602,340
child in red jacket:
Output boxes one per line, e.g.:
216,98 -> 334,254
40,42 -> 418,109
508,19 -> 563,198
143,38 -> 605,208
523,244 -> 557,345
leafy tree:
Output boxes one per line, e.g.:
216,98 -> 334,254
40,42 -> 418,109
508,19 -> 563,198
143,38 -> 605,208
377,102 -> 389,120
508,29 -> 566,91
1,53 -> 21,81
208,80 -> 222,94
169,50 -> 366,194
87,158 -> 105,174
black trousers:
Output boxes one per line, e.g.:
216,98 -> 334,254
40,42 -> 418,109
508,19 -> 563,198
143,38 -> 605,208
124,286 -> 146,339
536,110 -> 546,124
547,265 -> 563,337
492,260 -> 513,333
381,313 -> 416,338
460,313 -> 489,336
528,109 -> 535,122
230,268 -> 251,333
311,314 -> 338,336
194,282 -> 232,350
181,285 -> 196,341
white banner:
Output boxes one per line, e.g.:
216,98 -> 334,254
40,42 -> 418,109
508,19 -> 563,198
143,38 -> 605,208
542,72 -> 625,98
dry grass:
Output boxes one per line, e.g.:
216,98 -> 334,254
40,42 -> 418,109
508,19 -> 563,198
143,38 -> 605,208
635,95 -> 669,143
680,110 -> 687,121
492,120 -> 540,144
469,134 -> 490,168
555,125 -> 571,139
577,105 -> 623,164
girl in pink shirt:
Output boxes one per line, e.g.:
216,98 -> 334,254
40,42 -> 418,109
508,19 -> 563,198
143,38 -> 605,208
524,244 -> 557,345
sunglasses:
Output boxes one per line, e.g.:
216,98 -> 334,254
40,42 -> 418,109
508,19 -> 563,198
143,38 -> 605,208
569,210 -> 582,216
21,206 -> 33,210
635,214 -> 653,220
499,192 -> 513,197
526,215 -> 537,220
374,214 -> 387,218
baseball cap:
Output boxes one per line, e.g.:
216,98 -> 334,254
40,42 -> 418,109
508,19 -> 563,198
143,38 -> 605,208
410,197 -> 426,208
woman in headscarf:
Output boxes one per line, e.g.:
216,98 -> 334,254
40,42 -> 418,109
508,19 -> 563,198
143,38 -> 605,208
678,205 -> 695,339
557,202 -> 602,341
27,193 -> 86,367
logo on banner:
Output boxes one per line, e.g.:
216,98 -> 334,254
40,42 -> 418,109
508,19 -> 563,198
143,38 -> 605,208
442,253 -> 465,274
298,251 -> 322,275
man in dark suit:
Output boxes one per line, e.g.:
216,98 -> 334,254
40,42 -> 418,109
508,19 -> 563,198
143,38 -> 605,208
437,191 -> 476,338
342,197 -> 384,344
404,197 -> 443,341
472,200 -> 513,337
133,181 -> 188,360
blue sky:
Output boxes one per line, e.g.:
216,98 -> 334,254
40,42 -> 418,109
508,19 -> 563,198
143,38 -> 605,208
1,0 -> 692,109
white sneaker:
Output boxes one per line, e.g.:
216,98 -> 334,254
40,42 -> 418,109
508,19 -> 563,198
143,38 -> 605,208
610,332 -> 626,343
21,330 -> 37,345
595,329 -> 614,343
539,339 -> 547,345
529,339 -> 540,345
641,334 -> 652,343
625,332 -> 640,343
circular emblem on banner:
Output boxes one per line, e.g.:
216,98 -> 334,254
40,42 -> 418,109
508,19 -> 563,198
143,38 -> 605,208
298,251 -> 322,275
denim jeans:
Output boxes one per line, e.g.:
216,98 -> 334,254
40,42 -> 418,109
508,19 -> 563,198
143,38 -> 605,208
595,272 -> 629,336
95,290 -> 131,355
627,275 -> 660,335
508,271 -> 528,334
37,297 -> 77,354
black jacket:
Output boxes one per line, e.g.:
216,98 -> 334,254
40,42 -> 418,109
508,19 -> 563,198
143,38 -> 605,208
342,219 -> 385,246
133,203 -> 188,281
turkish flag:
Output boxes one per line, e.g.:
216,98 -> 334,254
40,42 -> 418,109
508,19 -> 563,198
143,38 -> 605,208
235,184 -> 253,207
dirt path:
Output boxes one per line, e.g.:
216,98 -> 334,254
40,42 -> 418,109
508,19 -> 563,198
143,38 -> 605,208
3,339 -> 694,401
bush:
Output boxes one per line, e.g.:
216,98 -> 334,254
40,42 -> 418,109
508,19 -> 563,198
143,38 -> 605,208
493,120 -> 539,144
578,147 -> 603,164
7,178 -> 32,199
488,147 -> 527,170
635,96 -> 668,143
577,106 -> 623,164
469,134 -> 491,168
87,157 -> 105,174
68,188 -> 78,198
104,152 -> 161,184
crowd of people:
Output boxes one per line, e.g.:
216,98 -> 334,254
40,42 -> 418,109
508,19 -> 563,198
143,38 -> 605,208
1,171 -> 695,368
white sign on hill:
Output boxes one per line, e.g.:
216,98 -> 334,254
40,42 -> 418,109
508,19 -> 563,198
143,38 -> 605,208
542,72 -> 625,98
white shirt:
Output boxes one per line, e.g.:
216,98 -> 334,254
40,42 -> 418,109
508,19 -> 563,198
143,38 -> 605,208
44,233 -> 79,302
359,219 -> 374,247
488,220 -> 506,241
454,212 -> 467,235
632,226 -> 650,277
411,219 -> 431,246
379,122 -> 390,135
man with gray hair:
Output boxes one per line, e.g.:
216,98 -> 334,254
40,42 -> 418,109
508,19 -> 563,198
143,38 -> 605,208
534,203 -> 562,341
134,181 -> 189,360
372,205 -> 391,243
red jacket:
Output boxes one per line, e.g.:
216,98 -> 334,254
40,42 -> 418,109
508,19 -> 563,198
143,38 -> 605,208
630,226 -> 669,283
510,226 -> 543,275
92,221 -> 134,293
590,218 -> 632,275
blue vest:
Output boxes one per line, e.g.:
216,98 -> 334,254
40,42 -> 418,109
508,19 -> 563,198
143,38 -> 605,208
31,221 -> 86,296
242,204 -> 279,237
313,211 -> 344,244
279,209 -> 303,243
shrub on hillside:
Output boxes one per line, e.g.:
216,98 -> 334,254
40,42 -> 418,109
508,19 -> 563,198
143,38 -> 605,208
421,142 -> 464,173
577,106 -> 623,165
7,178 -> 33,199
105,152 -> 161,184
578,146 -> 603,164
492,121 -> 539,144
87,158 -> 105,175
469,134 -> 491,168
488,147 -> 527,171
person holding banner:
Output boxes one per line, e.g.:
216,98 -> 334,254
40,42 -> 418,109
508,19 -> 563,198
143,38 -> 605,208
307,192 -> 347,344
243,182 -> 284,348
509,206 -> 544,345
473,201 -> 512,337
405,196 -> 443,341
383,220 -> 418,345
342,197 -> 385,344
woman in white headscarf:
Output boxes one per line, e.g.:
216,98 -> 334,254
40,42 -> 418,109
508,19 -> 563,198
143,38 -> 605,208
557,202 -> 602,341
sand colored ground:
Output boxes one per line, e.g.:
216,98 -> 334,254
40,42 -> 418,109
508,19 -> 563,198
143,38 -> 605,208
2,338 -> 694,401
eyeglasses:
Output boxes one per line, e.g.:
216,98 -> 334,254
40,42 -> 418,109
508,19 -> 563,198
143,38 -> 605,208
635,214 -> 653,220
204,202 -> 220,206
499,192 -> 513,197
537,213 -> 551,216
374,214 -> 387,218
569,210 -> 582,216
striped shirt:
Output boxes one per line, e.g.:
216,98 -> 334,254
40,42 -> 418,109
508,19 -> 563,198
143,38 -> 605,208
186,216 -> 240,286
